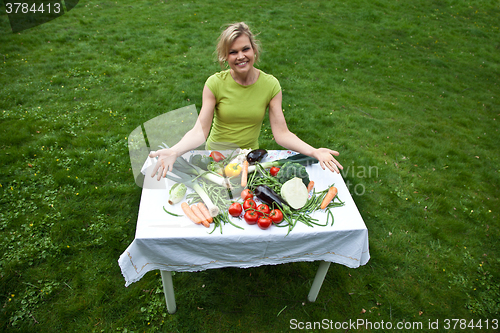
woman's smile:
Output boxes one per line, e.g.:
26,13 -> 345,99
228,35 -> 255,79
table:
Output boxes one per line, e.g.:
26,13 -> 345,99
119,150 -> 370,314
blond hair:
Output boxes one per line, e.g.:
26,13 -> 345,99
216,22 -> 261,68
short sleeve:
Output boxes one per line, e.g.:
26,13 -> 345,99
268,74 -> 281,99
205,73 -> 219,97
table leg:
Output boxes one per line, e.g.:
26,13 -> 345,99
307,261 -> 331,302
160,270 -> 177,314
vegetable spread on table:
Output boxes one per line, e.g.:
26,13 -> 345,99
159,146 -> 345,234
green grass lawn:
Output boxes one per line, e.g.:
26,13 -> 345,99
1,0 -> 499,332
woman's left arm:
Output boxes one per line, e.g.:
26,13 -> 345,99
268,91 -> 343,173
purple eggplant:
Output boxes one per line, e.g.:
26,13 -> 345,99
253,185 -> 289,210
246,149 -> 268,164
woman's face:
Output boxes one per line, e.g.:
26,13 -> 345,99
227,35 -> 255,75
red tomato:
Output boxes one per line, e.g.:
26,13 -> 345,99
243,199 -> 256,211
241,189 -> 254,201
258,216 -> 272,230
209,151 -> 225,162
269,209 -> 284,224
228,202 -> 242,217
270,166 -> 280,177
244,210 -> 259,225
256,204 -> 270,217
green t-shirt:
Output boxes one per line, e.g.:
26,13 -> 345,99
205,69 -> 281,150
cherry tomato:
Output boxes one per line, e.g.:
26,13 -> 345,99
256,204 -> 270,217
270,166 -> 280,177
209,151 -> 225,162
244,210 -> 259,225
241,189 -> 254,201
269,209 -> 284,224
228,202 -> 243,217
243,199 -> 256,211
258,216 -> 272,230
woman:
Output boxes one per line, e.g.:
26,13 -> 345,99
150,22 -> 343,180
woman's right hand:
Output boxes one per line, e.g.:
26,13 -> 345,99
149,149 -> 180,180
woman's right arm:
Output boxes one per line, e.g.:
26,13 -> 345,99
149,85 -> 216,180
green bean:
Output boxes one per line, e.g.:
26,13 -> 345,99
226,218 -> 244,230
209,218 -> 219,234
219,210 -> 244,230
247,163 -> 282,193
326,209 -> 335,226
307,216 -> 328,227
163,206 -> 183,217
284,213 -> 295,235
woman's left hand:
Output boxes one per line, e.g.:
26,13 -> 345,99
313,148 -> 343,173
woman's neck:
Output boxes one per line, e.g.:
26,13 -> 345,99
230,67 -> 259,86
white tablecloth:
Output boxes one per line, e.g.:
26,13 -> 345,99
119,151 -> 370,287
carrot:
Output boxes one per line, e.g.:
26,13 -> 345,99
307,180 -> 315,193
240,160 -> 249,187
191,204 -> 210,228
197,202 -> 214,224
320,186 -> 338,209
181,202 -> 201,224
